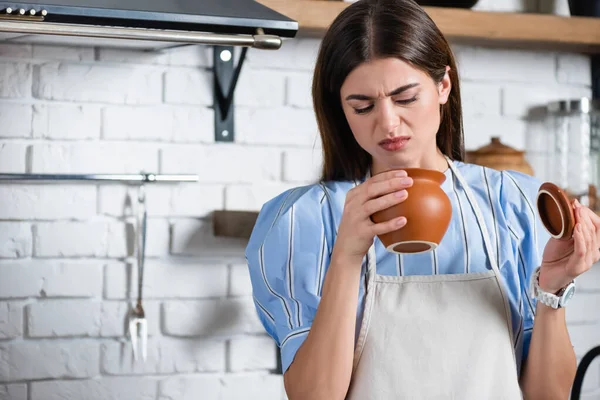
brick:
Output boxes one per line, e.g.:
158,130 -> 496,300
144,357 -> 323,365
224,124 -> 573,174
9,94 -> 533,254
472,0 -> 537,12
566,294 -> 600,325
229,264 -> 253,297
0,103 -> 32,138
460,82 -> 501,116
164,68 -> 213,105
30,143 -> 159,174
501,84 -> 591,118
162,298 -> 263,337
106,221 -> 131,259
31,378 -> 157,400
229,336 -> 277,372
0,262 -> 103,299
33,45 -> 94,62
0,44 -> 32,58
0,384 -> 27,400
170,184 -> 224,217
0,222 -> 31,258
453,46 -> 555,84
102,338 -> 225,375
161,145 -> 281,183
0,185 -> 96,219
0,341 -> 99,382
246,38 -> 319,71
26,300 -> 159,338
224,183 -> 295,211
102,107 -> 214,144
104,261 -> 228,300
32,104 -> 101,139
463,117 -> 526,151
0,142 -> 27,173
0,302 -> 23,339
98,185 -> 171,217
158,373 -> 284,400
282,148 -> 323,183
166,45 -> 212,67
33,63 -> 162,104
27,300 -> 101,337
220,374 -> 284,399
171,219 -> 247,257
235,107 -> 319,146
579,264 -> 600,292
172,107 -> 214,143
34,221 -> 108,258
159,375 -> 221,400
0,62 -> 31,98
102,106 -> 173,141
557,53 -> 592,86
96,47 -> 171,64
286,72 -> 313,109
236,70 -> 286,108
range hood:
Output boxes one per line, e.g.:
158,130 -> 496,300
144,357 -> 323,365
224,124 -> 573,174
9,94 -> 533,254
0,0 -> 298,50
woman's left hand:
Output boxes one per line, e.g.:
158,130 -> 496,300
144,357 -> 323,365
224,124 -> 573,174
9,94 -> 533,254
539,199 -> 600,293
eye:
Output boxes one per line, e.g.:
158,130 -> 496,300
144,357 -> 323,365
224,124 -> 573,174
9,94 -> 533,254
395,96 -> 418,105
354,105 -> 374,115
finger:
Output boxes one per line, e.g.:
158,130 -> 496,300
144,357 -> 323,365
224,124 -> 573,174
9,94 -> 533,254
573,223 -> 587,262
363,189 -> 408,217
580,216 -> 595,268
371,216 -> 407,236
362,176 -> 413,203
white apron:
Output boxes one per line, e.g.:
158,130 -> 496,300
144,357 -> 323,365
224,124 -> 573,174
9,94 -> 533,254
346,159 -> 523,399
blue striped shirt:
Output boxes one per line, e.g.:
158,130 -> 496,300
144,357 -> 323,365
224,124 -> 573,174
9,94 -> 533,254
245,161 -> 550,375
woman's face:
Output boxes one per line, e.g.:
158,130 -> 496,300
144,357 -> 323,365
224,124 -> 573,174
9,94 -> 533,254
340,57 -> 451,174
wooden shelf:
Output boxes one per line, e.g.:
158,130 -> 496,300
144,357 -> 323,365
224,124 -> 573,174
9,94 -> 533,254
258,0 -> 600,53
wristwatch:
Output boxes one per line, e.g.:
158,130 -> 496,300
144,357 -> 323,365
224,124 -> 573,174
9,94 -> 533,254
530,266 -> 576,309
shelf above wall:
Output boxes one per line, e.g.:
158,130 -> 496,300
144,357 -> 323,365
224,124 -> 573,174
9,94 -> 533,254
257,0 -> 600,54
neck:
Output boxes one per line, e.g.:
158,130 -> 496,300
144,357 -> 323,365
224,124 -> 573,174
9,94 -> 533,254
371,149 -> 449,176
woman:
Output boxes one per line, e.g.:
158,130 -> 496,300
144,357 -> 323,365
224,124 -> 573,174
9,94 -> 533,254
245,0 -> 599,398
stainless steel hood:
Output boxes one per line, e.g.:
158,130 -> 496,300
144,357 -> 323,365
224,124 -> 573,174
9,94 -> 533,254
0,0 -> 298,50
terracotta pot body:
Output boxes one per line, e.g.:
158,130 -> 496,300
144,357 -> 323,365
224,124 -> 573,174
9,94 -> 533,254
466,137 -> 534,176
371,168 -> 452,254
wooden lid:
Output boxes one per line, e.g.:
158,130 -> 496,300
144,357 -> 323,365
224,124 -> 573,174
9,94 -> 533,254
536,182 -> 575,241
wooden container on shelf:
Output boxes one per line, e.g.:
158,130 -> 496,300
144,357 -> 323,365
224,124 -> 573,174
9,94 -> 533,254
465,137 -> 534,176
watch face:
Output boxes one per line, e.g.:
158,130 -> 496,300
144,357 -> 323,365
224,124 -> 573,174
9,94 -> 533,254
559,284 -> 576,306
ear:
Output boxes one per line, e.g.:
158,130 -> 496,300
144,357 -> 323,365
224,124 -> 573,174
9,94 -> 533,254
438,66 -> 451,105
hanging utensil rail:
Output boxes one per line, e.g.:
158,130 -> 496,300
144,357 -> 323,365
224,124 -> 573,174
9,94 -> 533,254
0,173 -> 199,183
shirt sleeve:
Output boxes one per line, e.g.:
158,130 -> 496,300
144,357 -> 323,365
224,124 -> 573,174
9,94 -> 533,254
245,185 -> 333,374
500,170 -> 552,366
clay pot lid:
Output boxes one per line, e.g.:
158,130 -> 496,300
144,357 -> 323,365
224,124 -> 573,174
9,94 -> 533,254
468,137 -> 525,155
536,182 -> 575,241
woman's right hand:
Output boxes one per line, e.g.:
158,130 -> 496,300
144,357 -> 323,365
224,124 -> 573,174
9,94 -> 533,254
331,170 -> 413,265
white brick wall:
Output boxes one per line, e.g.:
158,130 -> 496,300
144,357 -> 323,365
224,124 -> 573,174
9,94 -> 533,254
0,22 -> 598,400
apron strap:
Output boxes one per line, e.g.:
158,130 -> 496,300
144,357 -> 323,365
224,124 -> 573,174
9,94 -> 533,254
446,156 -> 501,277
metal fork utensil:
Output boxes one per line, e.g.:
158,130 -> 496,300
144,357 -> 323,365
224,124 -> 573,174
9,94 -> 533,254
128,184 -> 148,362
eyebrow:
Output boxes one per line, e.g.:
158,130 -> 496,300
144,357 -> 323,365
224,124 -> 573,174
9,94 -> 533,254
345,83 -> 420,101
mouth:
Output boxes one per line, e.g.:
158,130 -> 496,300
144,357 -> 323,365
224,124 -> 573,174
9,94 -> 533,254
378,136 -> 410,151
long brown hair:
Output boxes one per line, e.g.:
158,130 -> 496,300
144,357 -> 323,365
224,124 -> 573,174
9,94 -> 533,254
312,0 -> 465,182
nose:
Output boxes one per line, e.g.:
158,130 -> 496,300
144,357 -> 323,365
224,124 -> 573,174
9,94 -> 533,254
377,100 -> 400,134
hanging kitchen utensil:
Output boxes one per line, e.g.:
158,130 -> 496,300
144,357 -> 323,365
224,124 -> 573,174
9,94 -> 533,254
128,184 -> 148,362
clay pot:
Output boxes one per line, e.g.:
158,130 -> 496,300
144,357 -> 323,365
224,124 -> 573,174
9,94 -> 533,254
371,168 -> 452,253
466,137 -> 534,176
537,182 -> 575,241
